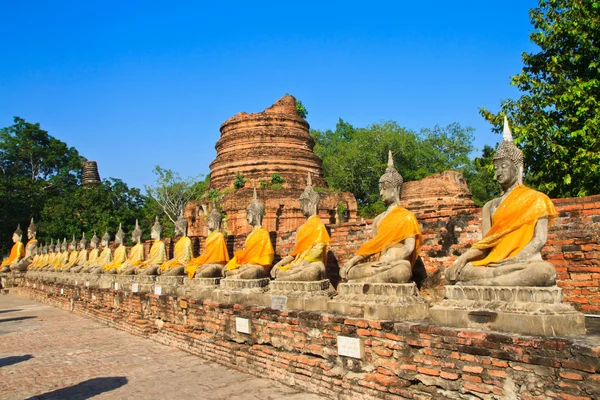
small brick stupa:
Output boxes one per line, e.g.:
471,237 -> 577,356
186,95 -> 357,236
82,161 -> 101,186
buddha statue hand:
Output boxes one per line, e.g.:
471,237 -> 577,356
270,256 -> 294,278
340,256 -> 363,280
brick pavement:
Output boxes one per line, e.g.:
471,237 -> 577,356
0,293 -> 325,400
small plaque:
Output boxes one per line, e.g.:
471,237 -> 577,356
48,287 -> 53,293
92,294 -> 97,300
235,317 -> 251,334
271,296 -> 287,311
132,283 -> 140,293
337,336 -> 364,359
41,285 -> 44,290
60,288 -> 64,295
114,282 -> 120,290
33,283 -> 36,289
85,281 -> 90,287
27,282 -> 30,287
75,280 -> 78,285
154,285 -> 162,296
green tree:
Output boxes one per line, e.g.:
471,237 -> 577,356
480,0 -> 600,197
295,100 -> 308,119
233,172 -> 246,189
462,145 -> 500,206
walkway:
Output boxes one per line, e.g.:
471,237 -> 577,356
0,292 -> 325,400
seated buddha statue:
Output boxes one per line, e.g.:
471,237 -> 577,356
116,220 -> 146,275
160,212 -> 193,276
185,206 -> 229,279
1,225 -> 25,273
223,189 -> 274,279
28,242 -> 44,270
71,233 -> 95,273
340,151 -> 422,283
58,236 -> 78,272
41,240 -> 56,271
66,234 -> 88,272
88,231 -> 113,274
13,218 -> 38,272
445,117 -> 557,287
133,217 -> 167,275
52,239 -> 69,271
103,225 -> 128,274
271,173 -> 330,281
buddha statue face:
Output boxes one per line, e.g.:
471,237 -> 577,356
150,217 -> 162,241
175,214 -> 188,236
12,233 -> 20,243
379,181 -> 400,206
246,208 -> 262,227
246,189 -> 264,228
494,158 -> 520,190
378,150 -> 403,206
207,210 -> 221,232
114,235 -> 122,246
91,240 -> 98,249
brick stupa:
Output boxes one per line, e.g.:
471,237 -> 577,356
186,95 -> 357,236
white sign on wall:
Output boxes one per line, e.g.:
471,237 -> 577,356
235,317 -> 251,334
60,288 -> 64,295
337,336 -> 364,359
85,281 -> 90,287
114,282 -> 120,290
154,285 -> 162,296
132,283 -> 140,293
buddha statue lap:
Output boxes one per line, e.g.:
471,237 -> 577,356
271,173 -> 330,282
88,231 -> 113,274
445,117 -> 557,287
223,189 -> 274,279
103,225 -> 128,274
185,206 -> 229,279
133,217 -> 166,275
12,219 -> 38,272
160,212 -> 193,276
1,225 -> 25,273
340,151 -> 422,283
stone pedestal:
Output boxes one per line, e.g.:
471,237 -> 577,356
155,276 -> 185,296
98,275 -> 116,290
429,285 -> 586,336
327,282 -> 428,321
178,278 -> 220,299
267,280 -> 334,311
214,278 -> 270,306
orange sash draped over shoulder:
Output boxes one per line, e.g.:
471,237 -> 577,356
185,232 -> 229,279
356,206 -> 421,266
471,185 -> 557,266
278,215 -> 330,272
1,242 -> 24,267
225,227 -> 274,271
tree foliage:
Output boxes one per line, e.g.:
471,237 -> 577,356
480,0 -> 600,197
461,145 -> 501,206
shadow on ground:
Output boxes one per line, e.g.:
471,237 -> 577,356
0,309 -> 22,314
26,377 -> 128,400
0,354 -> 34,367
0,316 -> 37,323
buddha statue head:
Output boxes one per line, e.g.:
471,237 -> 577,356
27,218 -> 37,240
42,244 -> 48,255
115,225 -> 125,246
90,232 -> 99,249
246,188 -> 265,228
379,150 -> 404,206
12,224 -> 23,244
61,238 -> 68,252
151,217 -> 162,241
493,117 -> 524,190
49,239 -> 55,253
102,230 -> 111,248
79,233 -> 88,251
175,211 -> 188,237
69,235 -> 77,252
299,172 -> 319,217
132,220 -> 142,244
207,203 -> 222,232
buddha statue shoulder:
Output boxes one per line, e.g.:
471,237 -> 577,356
446,117 -> 557,287
271,173 -> 330,281
161,212 -> 193,276
223,188 -> 274,279
1,224 -> 25,272
185,205 -> 229,279
103,225 -> 128,274
340,151 -> 422,283
134,217 -> 167,275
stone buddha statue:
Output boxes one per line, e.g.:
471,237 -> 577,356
53,238 -> 69,271
340,151 -> 422,283
445,117 -> 557,286
271,173 -> 330,281
12,218 -> 38,272
67,234 -> 88,272
59,236 -> 79,272
41,240 -> 55,271
89,231 -> 113,274
72,233 -> 95,273
28,242 -> 44,270
116,220 -> 146,274
103,225 -> 128,274
1,225 -> 25,272
133,217 -> 166,275
185,206 -> 230,279
160,212 -> 193,276
223,189 -> 274,279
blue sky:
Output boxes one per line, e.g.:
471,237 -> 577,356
0,0 -> 538,190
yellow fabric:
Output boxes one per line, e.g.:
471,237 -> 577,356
25,238 -> 38,257
136,240 -> 166,269
186,232 -> 229,279
28,254 -> 40,270
278,215 -> 330,272
96,248 -> 113,268
161,237 -> 193,271
61,251 -> 79,270
85,249 -> 100,266
103,245 -> 127,271
471,185 -> 557,266
1,242 -> 24,267
225,228 -> 273,271
53,251 -> 69,270
356,206 -> 421,266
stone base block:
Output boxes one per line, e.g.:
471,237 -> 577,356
98,275 -> 116,290
327,282 -> 428,321
155,276 -> 185,296
178,278 -> 220,299
267,279 -> 334,311
131,275 -> 157,294
214,278 -> 270,306
429,285 -> 586,336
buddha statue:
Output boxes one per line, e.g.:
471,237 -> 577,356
185,206 -> 229,279
36,244 -> 49,270
160,212 -> 193,276
72,233 -> 95,273
1,225 -> 25,272
67,233 -> 88,272
41,240 -> 55,271
445,117 -> 557,286
12,218 -> 38,272
89,231 -> 113,274
340,151 -> 422,283
103,225 -> 128,274
133,217 -> 166,275
59,236 -> 78,272
53,238 -> 69,271
28,242 -> 44,270
116,220 -> 145,275
271,173 -> 330,281
223,188 -> 274,279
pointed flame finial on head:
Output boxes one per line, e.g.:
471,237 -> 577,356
253,187 -> 257,200
503,116 -> 513,141
307,172 -> 313,187
387,150 -> 394,168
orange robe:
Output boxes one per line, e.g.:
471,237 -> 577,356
161,237 -> 193,271
356,206 -> 421,267
136,240 -> 166,269
225,228 -> 274,271
185,232 -> 229,279
277,215 -> 330,272
472,185 -> 557,266
1,242 -> 24,267
103,245 -> 127,272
